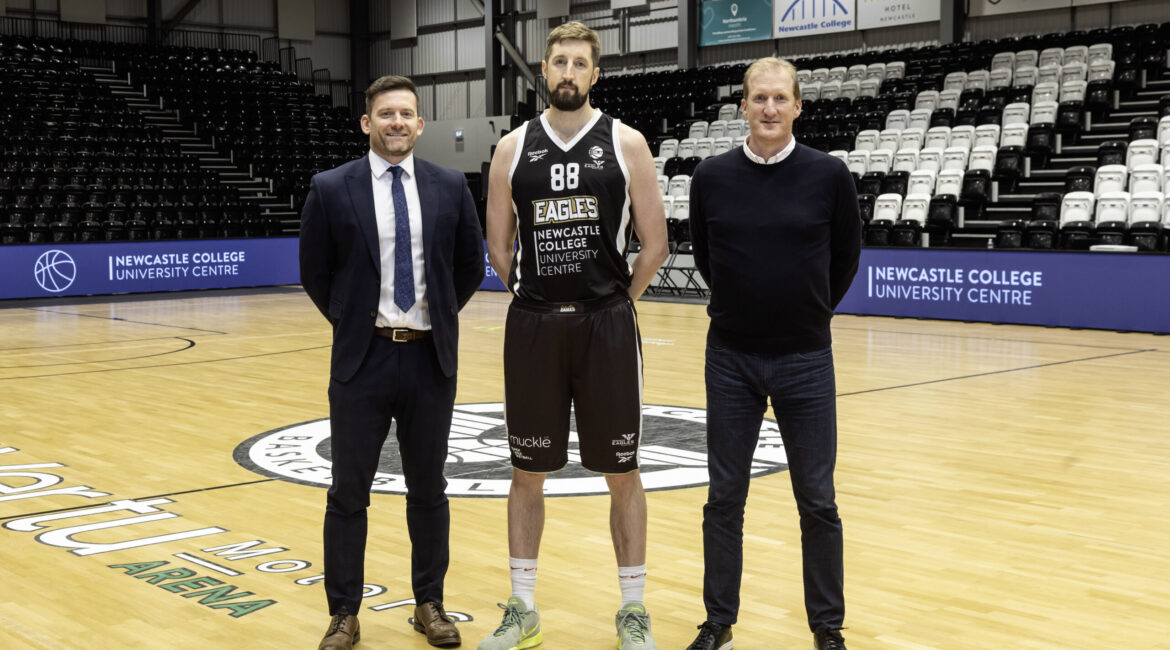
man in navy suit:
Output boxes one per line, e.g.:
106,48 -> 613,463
300,74 -> 484,650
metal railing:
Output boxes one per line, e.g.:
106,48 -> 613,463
3,16 -> 356,111
0,15 -> 259,53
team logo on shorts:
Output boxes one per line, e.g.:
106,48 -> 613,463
234,403 -> 788,497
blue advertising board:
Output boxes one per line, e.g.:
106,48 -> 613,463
700,0 -> 775,46
2,239 -> 301,300
836,248 -> 1170,333
479,247 -> 507,291
2,238 -> 507,300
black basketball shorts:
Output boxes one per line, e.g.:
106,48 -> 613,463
503,293 -> 643,474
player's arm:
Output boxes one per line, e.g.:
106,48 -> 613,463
486,130 -> 520,289
618,123 -> 669,301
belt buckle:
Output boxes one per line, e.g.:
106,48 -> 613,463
391,328 -> 410,342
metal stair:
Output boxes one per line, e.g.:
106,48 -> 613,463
89,66 -> 299,234
945,68 -> 1169,247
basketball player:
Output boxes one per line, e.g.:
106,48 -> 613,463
476,21 -> 669,650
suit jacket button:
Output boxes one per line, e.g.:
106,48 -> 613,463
369,310 -> 376,318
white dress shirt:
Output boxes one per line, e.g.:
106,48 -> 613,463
369,150 -> 430,330
742,135 -> 796,165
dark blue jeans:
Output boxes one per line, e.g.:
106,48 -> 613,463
702,342 -> 844,632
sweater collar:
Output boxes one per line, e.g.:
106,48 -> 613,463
742,136 -> 796,165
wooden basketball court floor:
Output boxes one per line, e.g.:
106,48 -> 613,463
1,286 -> 1168,649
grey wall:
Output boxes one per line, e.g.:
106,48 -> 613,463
411,115 -> 511,173
277,0 -> 316,41
5,0 -> 1169,121
59,0 -> 106,24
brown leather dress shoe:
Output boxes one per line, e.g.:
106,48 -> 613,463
413,601 -> 461,647
318,609 -> 360,650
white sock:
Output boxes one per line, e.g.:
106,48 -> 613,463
509,557 -> 538,610
618,564 -> 647,606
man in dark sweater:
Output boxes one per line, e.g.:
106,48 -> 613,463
684,57 -> 862,650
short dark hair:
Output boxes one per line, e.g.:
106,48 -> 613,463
364,75 -> 419,115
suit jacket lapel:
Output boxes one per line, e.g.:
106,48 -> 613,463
414,158 -> 436,269
344,157 -> 380,271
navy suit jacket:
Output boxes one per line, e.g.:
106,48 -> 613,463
299,155 -> 484,382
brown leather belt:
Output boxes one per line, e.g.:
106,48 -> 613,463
374,327 -> 431,342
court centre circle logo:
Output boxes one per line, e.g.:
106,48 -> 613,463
34,249 -> 78,292
235,403 -> 788,497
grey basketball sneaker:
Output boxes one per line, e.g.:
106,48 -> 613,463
477,597 -> 542,650
615,601 -> 657,649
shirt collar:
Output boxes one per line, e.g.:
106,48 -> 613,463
369,150 -> 415,180
742,136 -> 796,165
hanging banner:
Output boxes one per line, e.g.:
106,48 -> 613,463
774,0 -> 856,38
700,0 -> 775,47
857,0 -> 940,30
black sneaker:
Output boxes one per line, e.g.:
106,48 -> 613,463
686,620 -> 732,650
814,627 -> 847,650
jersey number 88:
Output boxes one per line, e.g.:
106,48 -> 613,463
550,163 -> 579,191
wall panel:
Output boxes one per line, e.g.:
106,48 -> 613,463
629,19 -> 677,53
224,1 -> 275,29
418,0 -> 455,27
519,16 -> 544,65
968,10 -> 1073,41
295,33 -> 350,78
162,0 -> 221,27
457,24 -> 485,71
371,38 -> 413,76
316,0 -> 349,33
369,0 -> 393,32
1111,0 -> 1170,25
467,77 -> 486,118
106,0 -> 146,20
434,79 -> 468,121
456,0 -> 481,22
5,0 -> 60,12
416,30 -> 456,74
417,81 -> 436,121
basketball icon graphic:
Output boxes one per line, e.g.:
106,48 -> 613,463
33,250 -> 77,293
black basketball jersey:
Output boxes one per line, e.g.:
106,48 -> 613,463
507,110 -> 633,302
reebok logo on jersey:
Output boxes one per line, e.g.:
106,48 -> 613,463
527,148 -> 549,162
533,196 -> 598,224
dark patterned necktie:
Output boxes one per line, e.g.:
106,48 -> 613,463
388,165 -> 414,312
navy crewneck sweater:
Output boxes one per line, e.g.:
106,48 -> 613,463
689,142 -> 862,353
